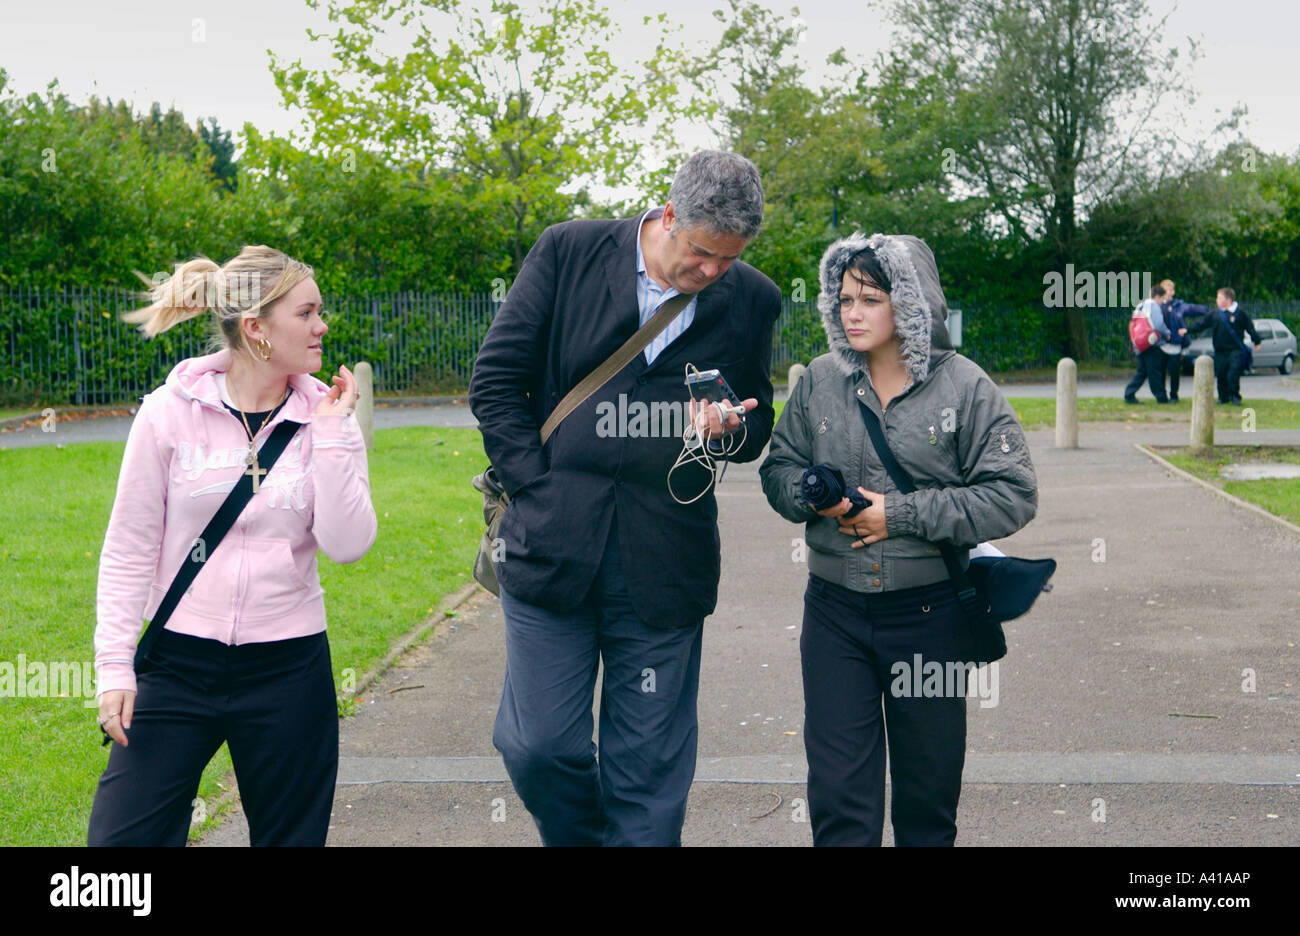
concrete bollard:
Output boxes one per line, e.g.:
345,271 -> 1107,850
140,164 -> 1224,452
1189,354 -> 1214,454
354,361 -> 374,451
788,363 -> 806,392
1055,357 -> 1078,449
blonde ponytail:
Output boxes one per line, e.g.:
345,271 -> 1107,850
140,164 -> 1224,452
125,246 -> 314,356
125,257 -> 222,337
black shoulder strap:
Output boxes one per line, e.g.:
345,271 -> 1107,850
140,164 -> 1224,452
538,291 -> 694,444
131,417 -> 302,670
856,402 -> 984,621
1219,307 -> 1249,353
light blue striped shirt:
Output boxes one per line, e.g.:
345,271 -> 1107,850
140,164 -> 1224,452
636,207 -> 699,365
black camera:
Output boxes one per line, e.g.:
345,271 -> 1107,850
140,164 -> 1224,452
801,464 -> 870,518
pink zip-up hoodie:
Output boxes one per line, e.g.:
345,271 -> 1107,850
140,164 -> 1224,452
94,349 -> 378,696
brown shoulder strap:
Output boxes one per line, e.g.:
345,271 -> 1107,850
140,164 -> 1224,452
539,291 -> 695,444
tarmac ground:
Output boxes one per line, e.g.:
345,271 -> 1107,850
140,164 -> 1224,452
195,421 -> 1300,846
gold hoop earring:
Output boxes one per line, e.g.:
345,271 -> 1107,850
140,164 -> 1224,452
256,338 -> 272,362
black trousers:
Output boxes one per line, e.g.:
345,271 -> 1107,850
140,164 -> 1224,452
1124,347 -> 1168,401
87,630 -> 338,847
801,574 -> 973,847
1165,353 -> 1183,399
1213,350 -> 1247,403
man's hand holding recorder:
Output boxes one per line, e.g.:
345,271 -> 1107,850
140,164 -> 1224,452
686,366 -> 756,441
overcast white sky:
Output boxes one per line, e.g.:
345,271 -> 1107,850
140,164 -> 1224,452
2,0 -> 1297,165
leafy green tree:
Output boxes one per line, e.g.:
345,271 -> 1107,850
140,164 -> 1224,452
686,2 -> 1034,312
228,124 -> 506,292
679,2 -> 888,294
270,0 -> 688,271
1083,142 -> 1300,301
0,71 -> 228,286
817,52 -> 1056,368
879,0 -> 1201,358
139,102 -> 206,164
71,98 -> 237,194
198,118 -> 239,193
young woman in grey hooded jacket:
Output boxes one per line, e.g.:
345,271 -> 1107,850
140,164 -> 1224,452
760,232 -> 1038,846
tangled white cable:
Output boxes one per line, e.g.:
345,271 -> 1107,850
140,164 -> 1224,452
667,364 -> 748,504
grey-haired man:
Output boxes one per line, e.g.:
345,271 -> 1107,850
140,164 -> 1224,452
469,151 -> 781,845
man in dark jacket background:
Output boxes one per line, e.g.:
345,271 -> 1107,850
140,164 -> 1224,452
1187,286 -> 1262,404
1158,278 -> 1205,402
468,151 -> 781,845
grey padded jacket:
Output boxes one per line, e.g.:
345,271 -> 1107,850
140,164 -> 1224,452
759,232 -> 1039,593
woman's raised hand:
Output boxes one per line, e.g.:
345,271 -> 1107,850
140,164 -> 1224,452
316,364 -> 358,416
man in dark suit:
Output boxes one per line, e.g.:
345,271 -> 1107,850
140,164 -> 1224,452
468,151 -> 781,845
1187,286 -> 1262,404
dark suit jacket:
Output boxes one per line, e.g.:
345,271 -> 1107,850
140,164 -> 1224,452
1161,298 -> 1206,348
1189,304 -> 1262,353
468,215 -> 782,627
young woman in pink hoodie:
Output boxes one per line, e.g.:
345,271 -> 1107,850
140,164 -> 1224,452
87,245 -> 378,846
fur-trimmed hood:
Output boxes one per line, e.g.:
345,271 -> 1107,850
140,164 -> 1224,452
816,232 -> 955,385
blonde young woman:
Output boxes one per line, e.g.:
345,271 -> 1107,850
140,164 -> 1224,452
760,233 -> 1038,846
88,246 -> 377,846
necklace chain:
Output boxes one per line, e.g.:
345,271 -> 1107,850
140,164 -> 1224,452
229,378 -> 289,477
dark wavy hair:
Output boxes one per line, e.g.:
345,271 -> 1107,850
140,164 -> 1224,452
844,247 -> 892,294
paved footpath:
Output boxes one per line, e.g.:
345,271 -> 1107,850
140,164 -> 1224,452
199,421 -> 1300,846
7,371 -> 1300,447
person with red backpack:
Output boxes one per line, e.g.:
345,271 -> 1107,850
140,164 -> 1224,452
1123,284 -> 1172,404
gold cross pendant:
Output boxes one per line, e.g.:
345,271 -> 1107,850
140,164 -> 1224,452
245,451 -> 267,493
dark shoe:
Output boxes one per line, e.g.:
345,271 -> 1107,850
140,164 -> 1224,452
1123,396 -> 1140,404
1169,395 -> 1179,402
1156,398 -> 1171,404
1231,397 -> 1243,405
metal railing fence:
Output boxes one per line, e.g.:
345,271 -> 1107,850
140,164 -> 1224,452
4,286 -> 1298,405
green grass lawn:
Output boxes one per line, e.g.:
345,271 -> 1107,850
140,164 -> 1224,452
0,398 -> 468,424
993,362 -> 1136,382
1006,396 -> 1300,431
1153,445 -> 1300,527
0,426 -> 484,846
